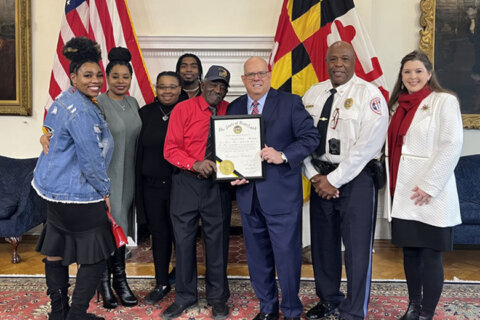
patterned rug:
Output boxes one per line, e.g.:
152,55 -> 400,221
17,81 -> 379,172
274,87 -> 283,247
0,277 -> 479,319
128,232 -> 309,265
128,234 -> 248,264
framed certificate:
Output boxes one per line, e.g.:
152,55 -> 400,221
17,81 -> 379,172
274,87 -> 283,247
212,114 -> 265,181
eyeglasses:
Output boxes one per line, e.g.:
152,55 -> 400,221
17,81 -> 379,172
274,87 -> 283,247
330,108 -> 340,130
244,71 -> 269,79
156,85 -> 180,91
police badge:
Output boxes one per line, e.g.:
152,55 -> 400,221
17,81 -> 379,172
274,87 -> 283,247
344,98 -> 353,109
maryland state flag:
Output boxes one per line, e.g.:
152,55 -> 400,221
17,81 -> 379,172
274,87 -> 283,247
270,0 -> 389,99
269,0 -> 389,201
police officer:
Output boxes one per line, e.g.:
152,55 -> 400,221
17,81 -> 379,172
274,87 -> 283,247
302,41 -> 388,320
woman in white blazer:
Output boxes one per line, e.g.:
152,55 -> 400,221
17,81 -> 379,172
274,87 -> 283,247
387,51 -> 463,320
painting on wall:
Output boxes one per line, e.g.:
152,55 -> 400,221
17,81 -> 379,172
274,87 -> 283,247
0,0 -> 31,116
420,0 -> 480,128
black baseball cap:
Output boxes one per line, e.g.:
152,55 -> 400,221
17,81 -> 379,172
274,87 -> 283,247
204,65 -> 230,87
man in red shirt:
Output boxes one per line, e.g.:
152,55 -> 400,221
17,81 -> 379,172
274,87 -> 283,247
163,65 -> 231,320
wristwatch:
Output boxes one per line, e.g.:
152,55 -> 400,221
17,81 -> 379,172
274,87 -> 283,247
280,152 -> 288,163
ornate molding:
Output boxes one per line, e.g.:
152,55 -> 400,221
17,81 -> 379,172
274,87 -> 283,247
419,0 -> 480,129
143,50 -> 270,58
138,36 -> 273,60
462,115 -> 480,129
137,36 -> 274,101
138,36 -> 274,51
419,0 -> 435,64
0,0 -> 32,116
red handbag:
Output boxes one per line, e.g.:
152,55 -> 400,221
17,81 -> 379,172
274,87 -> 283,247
106,209 -> 128,248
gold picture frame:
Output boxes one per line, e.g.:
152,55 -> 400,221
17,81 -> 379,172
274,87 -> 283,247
0,0 -> 31,116
420,0 -> 480,129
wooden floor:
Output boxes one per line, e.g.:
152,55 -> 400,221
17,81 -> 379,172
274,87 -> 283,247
1,237 -> 479,281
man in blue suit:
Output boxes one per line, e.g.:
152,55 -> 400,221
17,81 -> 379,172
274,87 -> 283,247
228,57 -> 319,320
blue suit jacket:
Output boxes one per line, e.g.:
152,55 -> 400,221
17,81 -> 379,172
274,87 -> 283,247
227,88 -> 319,215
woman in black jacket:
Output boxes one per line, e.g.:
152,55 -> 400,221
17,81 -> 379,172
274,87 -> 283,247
135,71 -> 183,304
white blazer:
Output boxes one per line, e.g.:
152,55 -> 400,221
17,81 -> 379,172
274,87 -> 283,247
388,92 -> 463,228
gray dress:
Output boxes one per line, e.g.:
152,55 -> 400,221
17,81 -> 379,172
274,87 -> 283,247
97,93 -> 142,235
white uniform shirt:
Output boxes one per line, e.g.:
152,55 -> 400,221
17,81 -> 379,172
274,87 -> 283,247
302,75 -> 389,188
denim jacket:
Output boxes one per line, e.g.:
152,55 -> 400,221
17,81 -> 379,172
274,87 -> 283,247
32,87 -> 114,203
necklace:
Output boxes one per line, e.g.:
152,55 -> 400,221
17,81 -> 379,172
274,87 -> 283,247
158,105 -> 172,121
108,91 -> 127,111
183,86 -> 199,93
117,100 -> 127,111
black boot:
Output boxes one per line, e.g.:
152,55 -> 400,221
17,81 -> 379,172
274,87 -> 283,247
66,260 -> 106,320
44,258 -> 70,320
111,246 -> 138,307
399,301 -> 421,320
96,259 -> 118,309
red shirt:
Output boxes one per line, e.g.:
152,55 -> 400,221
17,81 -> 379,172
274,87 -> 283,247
164,95 -> 228,170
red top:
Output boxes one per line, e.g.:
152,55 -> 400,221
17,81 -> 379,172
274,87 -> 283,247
164,95 -> 229,171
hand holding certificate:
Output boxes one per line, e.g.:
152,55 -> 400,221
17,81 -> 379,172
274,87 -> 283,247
212,115 -> 265,181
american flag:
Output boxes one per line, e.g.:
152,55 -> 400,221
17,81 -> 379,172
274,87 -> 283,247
45,0 -> 154,112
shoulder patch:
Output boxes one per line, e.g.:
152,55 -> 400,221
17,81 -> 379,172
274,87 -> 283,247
42,125 -> 53,136
369,97 -> 382,115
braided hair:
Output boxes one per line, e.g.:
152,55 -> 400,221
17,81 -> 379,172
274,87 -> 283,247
175,53 -> 203,80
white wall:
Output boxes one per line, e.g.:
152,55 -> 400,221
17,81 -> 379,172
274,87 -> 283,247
0,0 -> 478,158
129,0 -> 282,37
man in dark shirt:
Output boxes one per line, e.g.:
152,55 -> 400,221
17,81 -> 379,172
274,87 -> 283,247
163,65 -> 231,320
176,53 -> 203,101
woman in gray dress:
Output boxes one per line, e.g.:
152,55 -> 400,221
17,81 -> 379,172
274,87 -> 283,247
95,47 -> 141,308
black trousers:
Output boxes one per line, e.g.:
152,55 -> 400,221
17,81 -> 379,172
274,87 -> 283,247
143,183 -> 173,286
170,171 -> 231,305
310,171 -> 376,320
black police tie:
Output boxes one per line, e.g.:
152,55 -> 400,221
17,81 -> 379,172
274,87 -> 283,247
204,106 -> 217,161
315,88 -> 337,156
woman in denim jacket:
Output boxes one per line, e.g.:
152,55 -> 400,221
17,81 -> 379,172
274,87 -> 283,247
33,37 -> 115,320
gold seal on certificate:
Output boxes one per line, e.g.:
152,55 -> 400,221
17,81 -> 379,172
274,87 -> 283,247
219,160 -> 235,175
211,114 -> 265,181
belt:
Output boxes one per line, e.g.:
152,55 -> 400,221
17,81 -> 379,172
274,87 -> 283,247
311,157 -> 386,189
310,159 -> 339,175
181,169 -> 208,180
